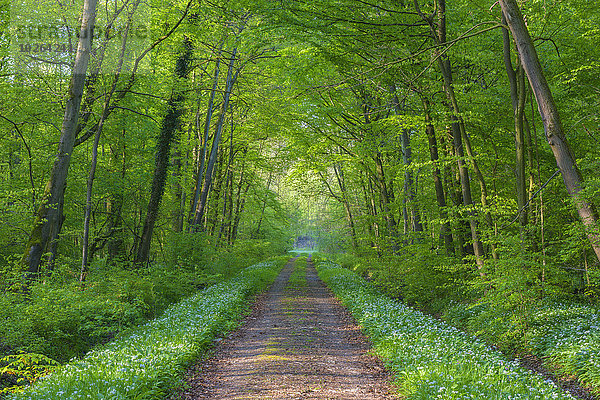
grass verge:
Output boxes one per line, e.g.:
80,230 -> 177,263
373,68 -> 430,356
7,260 -> 284,400
316,261 -> 574,400
445,300 -> 600,391
287,256 -> 307,289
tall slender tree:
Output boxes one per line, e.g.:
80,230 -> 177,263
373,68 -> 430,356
500,0 -> 600,263
135,38 -> 193,265
23,0 -> 98,278
192,45 -> 240,229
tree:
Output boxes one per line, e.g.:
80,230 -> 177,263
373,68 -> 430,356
191,45 -> 240,229
500,0 -> 600,263
22,0 -> 98,278
135,38 -> 193,265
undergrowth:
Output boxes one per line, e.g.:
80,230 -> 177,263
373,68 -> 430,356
0,238 -> 286,394
6,260 -> 285,399
325,248 -> 600,394
445,300 -> 600,390
316,260 -> 573,399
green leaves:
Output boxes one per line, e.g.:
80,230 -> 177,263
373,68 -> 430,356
317,261 -> 574,399
8,260 -> 283,399
0,352 -> 60,395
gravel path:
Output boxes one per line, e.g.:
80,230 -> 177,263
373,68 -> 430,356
173,257 -> 398,399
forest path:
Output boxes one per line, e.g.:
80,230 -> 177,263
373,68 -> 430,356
173,256 -> 398,399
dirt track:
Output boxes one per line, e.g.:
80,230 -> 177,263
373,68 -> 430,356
173,257 -> 397,399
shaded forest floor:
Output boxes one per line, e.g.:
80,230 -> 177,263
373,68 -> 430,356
517,354 -> 597,400
172,257 -> 397,399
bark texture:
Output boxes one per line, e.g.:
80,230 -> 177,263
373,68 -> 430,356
500,0 -> 600,262
135,39 -> 193,265
23,0 -> 98,277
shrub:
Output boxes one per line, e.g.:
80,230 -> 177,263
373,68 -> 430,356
327,245 -> 469,310
0,353 -> 60,395
0,282 -> 146,362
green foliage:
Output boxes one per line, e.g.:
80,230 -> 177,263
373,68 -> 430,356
1,0 -> 600,396
0,353 -> 59,395
443,296 -> 600,390
326,246 -> 470,311
442,302 -> 486,331
0,244 -> 276,373
442,230 -> 599,355
164,232 -> 224,278
460,234 -> 543,352
0,275 -> 147,362
465,304 -> 529,354
166,232 -> 289,279
526,302 -> 600,389
7,260 -> 283,400
90,263 -> 201,320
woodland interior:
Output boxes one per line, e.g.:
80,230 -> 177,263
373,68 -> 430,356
0,0 -> 600,398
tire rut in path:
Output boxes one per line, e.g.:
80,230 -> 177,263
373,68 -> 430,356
175,257 -> 398,399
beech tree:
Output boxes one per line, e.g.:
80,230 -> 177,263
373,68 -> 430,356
0,0 -> 598,309
22,0 -> 98,278
500,0 -> 600,263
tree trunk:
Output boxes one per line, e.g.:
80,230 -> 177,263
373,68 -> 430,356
391,86 -> 423,238
442,129 -> 470,257
441,77 -> 485,269
106,193 -> 124,261
502,14 -> 528,228
401,128 -> 424,235
172,145 -> 185,233
359,169 -> 379,248
231,178 -> 251,245
81,20 -> 133,280
459,120 -> 498,259
227,146 -> 248,244
192,47 -> 239,229
218,118 -> 236,245
432,0 -> 485,272
208,150 -> 226,236
80,121 -> 102,281
374,152 -> 400,251
423,97 -> 454,256
23,0 -> 98,278
450,119 -> 486,271
500,0 -> 600,262
135,39 -> 193,265
190,44 -> 223,220
253,171 -> 273,238
333,162 -> 359,250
